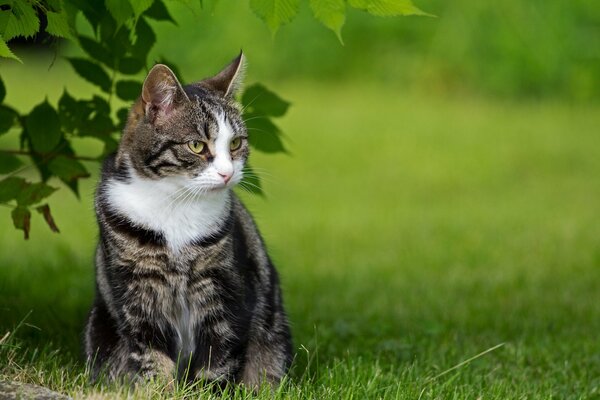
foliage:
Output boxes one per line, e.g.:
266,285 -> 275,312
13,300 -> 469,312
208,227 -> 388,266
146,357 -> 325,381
0,0 -> 424,238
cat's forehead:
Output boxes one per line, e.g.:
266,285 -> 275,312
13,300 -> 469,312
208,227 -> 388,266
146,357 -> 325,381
183,86 -> 237,121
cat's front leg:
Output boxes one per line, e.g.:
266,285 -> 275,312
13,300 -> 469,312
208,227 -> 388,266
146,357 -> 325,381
126,340 -> 176,383
108,326 -> 176,384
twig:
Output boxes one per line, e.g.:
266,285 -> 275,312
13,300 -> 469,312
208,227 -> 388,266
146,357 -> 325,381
427,343 -> 505,383
418,343 -> 506,399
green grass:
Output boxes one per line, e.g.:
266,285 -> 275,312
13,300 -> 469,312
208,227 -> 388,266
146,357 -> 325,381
1,81 -> 600,399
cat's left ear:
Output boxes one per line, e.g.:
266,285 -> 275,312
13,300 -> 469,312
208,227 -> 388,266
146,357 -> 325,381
201,51 -> 246,98
142,64 -> 189,123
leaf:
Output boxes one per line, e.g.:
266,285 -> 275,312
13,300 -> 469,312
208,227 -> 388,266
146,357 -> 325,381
116,107 -> 130,131
0,104 -> 18,134
0,153 -> 23,174
131,17 -> 155,60
129,0 -> 154,18
11,205 -> 31,239
240,164 -> 264,196
48,156 -> 90,183
17,181 -> 58,206
85,113 -> 115,137
144,0 -> 175,23
116,80 -> 142,101
118,57 -> 145,74
46,9 -> 75,40
0,35 -> 21,62
0,75 -> 5,102
91,95 -> 111,114
249,0 -> 300,35
78,35 -> 113,67
245,115 -> 287,153
106,0 -> 134,28
0,176 -> 26,203
242,84 -> 290,117
3,1 -> 39,41
26,100 -> 62,152
36,204 -> 60,233
67,57 -> 112,93
347,0 -> 430,17
309,0 -> 346,42
67,0 -> 105,31
58,90 -> 92,133
100,136 -> 119,156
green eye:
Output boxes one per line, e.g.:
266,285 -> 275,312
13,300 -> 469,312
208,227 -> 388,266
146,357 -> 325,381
188,141 -> 205,154
230,137 -> 242,151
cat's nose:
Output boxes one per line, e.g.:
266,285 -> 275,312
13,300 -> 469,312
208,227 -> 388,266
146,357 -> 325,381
218,172 -> 232,184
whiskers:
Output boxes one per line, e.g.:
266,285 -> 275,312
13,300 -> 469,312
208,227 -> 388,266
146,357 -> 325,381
165,183 -> 210,210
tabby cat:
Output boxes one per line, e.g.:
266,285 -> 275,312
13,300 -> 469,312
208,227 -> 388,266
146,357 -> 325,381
84,53 -> 293,387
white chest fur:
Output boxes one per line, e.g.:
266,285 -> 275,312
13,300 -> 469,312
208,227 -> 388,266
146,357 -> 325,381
105,171 -> 231,252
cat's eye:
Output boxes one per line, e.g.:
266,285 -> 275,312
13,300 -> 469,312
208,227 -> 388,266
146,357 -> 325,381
230,137 -> 242,151
188,141 -> 206,154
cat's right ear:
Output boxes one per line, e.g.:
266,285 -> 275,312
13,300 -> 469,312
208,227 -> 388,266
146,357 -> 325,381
142,64 -> 189,123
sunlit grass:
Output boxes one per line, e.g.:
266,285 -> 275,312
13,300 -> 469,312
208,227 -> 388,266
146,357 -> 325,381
1,79 -> 599,398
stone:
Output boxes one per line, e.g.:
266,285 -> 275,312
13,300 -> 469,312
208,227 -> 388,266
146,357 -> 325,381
0,381 -> 71,400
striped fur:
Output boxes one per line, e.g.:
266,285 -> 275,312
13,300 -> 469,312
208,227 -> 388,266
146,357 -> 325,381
84,54 -> 292,387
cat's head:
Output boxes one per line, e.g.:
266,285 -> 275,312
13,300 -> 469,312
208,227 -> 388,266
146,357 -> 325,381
117,52 -> 248,193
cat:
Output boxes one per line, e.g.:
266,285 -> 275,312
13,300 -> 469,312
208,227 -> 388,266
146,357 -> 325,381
83,52 -> 293,388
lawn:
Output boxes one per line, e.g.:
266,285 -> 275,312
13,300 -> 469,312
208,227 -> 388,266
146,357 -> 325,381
1,80 -> 599,398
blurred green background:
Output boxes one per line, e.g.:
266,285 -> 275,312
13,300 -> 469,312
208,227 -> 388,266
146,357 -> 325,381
1,0 -> 600,398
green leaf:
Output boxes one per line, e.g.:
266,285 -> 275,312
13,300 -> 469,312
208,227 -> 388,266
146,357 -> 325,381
0,176 -> 26,203
309,0 -> 346,42
17,181 -> 58,206
48,156 -> 90,183
0,36 -> 21,62
66,0 -> 105,31
129,0 -> 154,18
78,36 -> 113,67
242,84 -> 290,117
144,0 -> 175,23
67,57 -> 112,93
116,80 -> 142,101
100,136 -> 119,156
0,75 -> 5,102
249,0 -> 300,35
118,57 -> 145,74
116,107 -> 130,131
348,0 -> 430,17
46,9 -> 75,40
131,17 -> 155,60
91,95 -> 111,114
36,204 -> 60,233
0,153 -> 23,174
245,115 -> 287,153
240,164 -> 264,196
11,205 -> 31,239
26,101 -> 62,152
106,0 -> 134,28
58,90 -> 93,133
3,1 -> 39,41
85,113 -> 115,137
0,104 -> 19,134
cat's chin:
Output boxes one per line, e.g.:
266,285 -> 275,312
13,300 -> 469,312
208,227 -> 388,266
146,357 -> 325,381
205,183 -> 231,193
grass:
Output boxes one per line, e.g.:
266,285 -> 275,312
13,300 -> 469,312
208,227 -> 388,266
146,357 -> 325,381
1,79 -> 599,398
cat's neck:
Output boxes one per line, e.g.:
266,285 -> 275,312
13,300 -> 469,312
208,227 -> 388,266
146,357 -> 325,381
104,165 -> 231,252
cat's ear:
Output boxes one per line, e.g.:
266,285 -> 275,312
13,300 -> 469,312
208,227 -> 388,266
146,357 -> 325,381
142,64 -> 189,123
201,51 -> 246,98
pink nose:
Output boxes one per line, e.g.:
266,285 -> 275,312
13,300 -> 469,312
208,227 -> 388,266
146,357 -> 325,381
219,172 -> 232,183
